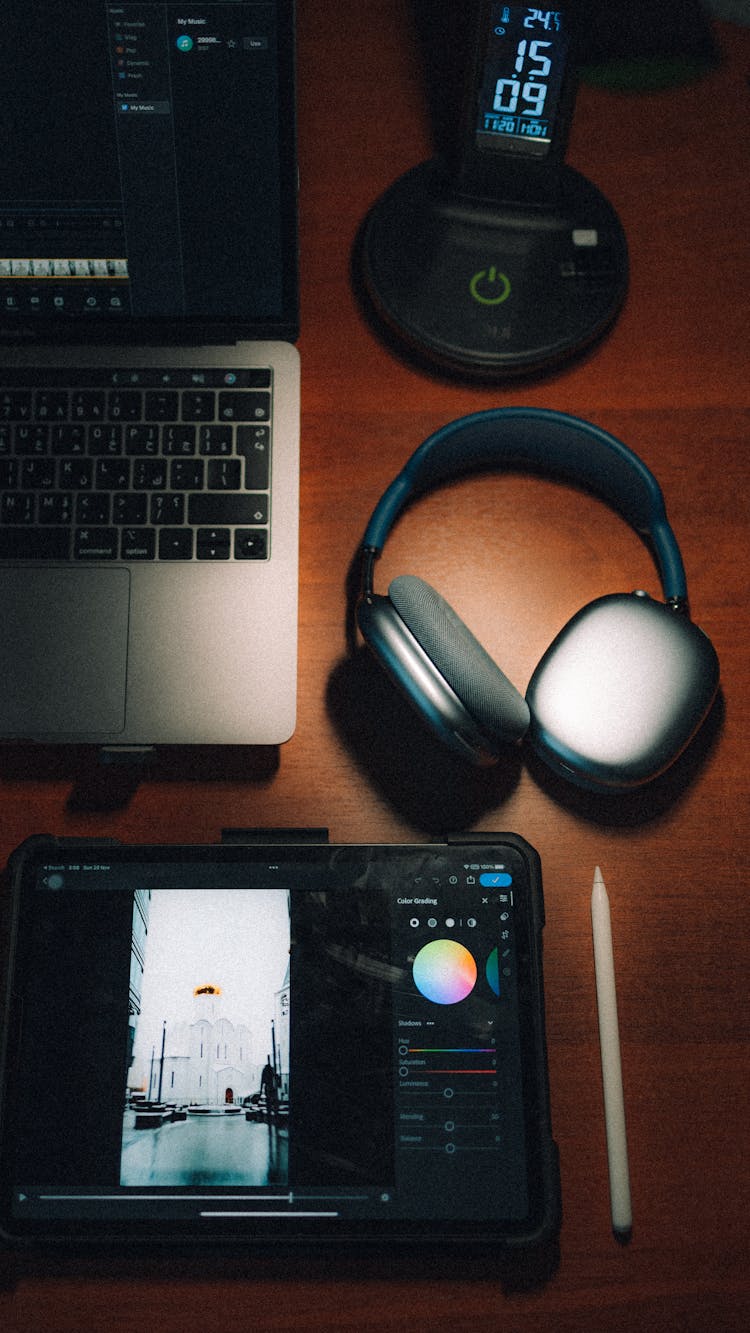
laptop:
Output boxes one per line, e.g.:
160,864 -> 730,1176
0,1 -> 300,748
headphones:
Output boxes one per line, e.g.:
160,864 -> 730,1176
357,408 -> 719,792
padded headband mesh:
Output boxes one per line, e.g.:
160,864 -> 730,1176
363,408 -> 687,602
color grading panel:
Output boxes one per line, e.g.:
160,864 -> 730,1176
392,866 -> 529,1218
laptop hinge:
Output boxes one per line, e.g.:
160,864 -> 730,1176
99,745 -> 157,765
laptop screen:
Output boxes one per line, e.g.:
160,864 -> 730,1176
0,2 -> 297,336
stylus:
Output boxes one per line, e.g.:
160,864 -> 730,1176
591,866 -> 633,1242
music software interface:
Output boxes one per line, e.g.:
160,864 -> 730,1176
0,3 -> 283,320
5,849 -> 533,1232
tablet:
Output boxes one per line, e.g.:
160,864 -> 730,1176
0,831 -> 560,1247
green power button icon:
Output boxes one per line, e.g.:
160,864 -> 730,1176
469,266 -> 511,306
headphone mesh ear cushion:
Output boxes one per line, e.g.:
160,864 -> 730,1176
389,574 -> 530,743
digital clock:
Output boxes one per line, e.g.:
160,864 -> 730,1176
476,6 -> 569,157
451,1 -> 577,204
357,0 -> 628,379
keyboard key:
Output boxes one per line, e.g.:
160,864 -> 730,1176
77,493 -> 111,524
188,493 -> 268,525
0,458 -> 18,487
88,424 -> 122,455
133,458 -> 167,489
144,390 -> 179,421
236,426 -> 270,489
125,424 -> 160,455
38,492 -> 73,524
218,391 -> 270,421
51,424 -> 85,454
60,457 -> 93,489
113,493 -> 148,525
0,526 -> 71,559
235,528 -> 268,560
71,391 -> 105,421
171,458 -> 204,490
36,390 -> 69,421
182,390 -> 215,420
158,527 -> 193,559
74,526 -> 118,559
108,390 -> 142,421
14,424 -> 49,455
206,457 -> 241,490
2,492 -> 35,524
21,458 -> 55,488
1,391 -> 32,421
151,492 -> 185,524
121,527 -> 156,560
96,458 -> 130,490
198,424 -> 233,455
163,424 -> 196,455
197,527 -> 231,559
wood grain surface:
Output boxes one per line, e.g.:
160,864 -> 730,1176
1,4 -> 749,1329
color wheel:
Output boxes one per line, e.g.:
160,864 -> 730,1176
485,946 -> 501,997
412,939 -> 477,1005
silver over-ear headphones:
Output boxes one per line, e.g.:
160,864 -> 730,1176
356,408 -> 719,791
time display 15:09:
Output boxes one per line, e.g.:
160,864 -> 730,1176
481,7 -> 565,141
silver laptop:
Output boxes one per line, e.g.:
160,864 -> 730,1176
0,1 -> 299,747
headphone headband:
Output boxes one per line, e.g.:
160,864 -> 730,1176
362,408 -> 687,603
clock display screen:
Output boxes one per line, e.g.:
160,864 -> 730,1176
476,6 -> 569,158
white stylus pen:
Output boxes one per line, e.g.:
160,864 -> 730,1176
591,866 -> 632,1240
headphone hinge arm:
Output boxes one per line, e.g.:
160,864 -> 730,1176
361,545 -> 379,599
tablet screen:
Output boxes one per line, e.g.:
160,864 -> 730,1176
0,838 -> 557,1245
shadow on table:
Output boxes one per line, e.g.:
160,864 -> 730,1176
0,1230 -> 560,1297
0,742 -> 280,813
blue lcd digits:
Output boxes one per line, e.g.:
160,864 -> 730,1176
476,5 -> 570,158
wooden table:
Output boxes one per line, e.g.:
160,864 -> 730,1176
2,3 -> 748,1328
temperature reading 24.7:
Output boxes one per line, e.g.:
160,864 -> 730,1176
523,8 -> 563,31
477,6 -> 569,155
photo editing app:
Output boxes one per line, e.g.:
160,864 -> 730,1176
391,866 -> 530,1219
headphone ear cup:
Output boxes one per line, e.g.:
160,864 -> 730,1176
389,574 -> 530,744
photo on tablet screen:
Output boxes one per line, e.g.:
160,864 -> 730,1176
122,889 -> 290,1188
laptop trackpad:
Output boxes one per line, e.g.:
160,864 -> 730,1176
0,568 -> 130,738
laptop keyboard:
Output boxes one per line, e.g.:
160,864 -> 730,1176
0,367 -> 271,561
